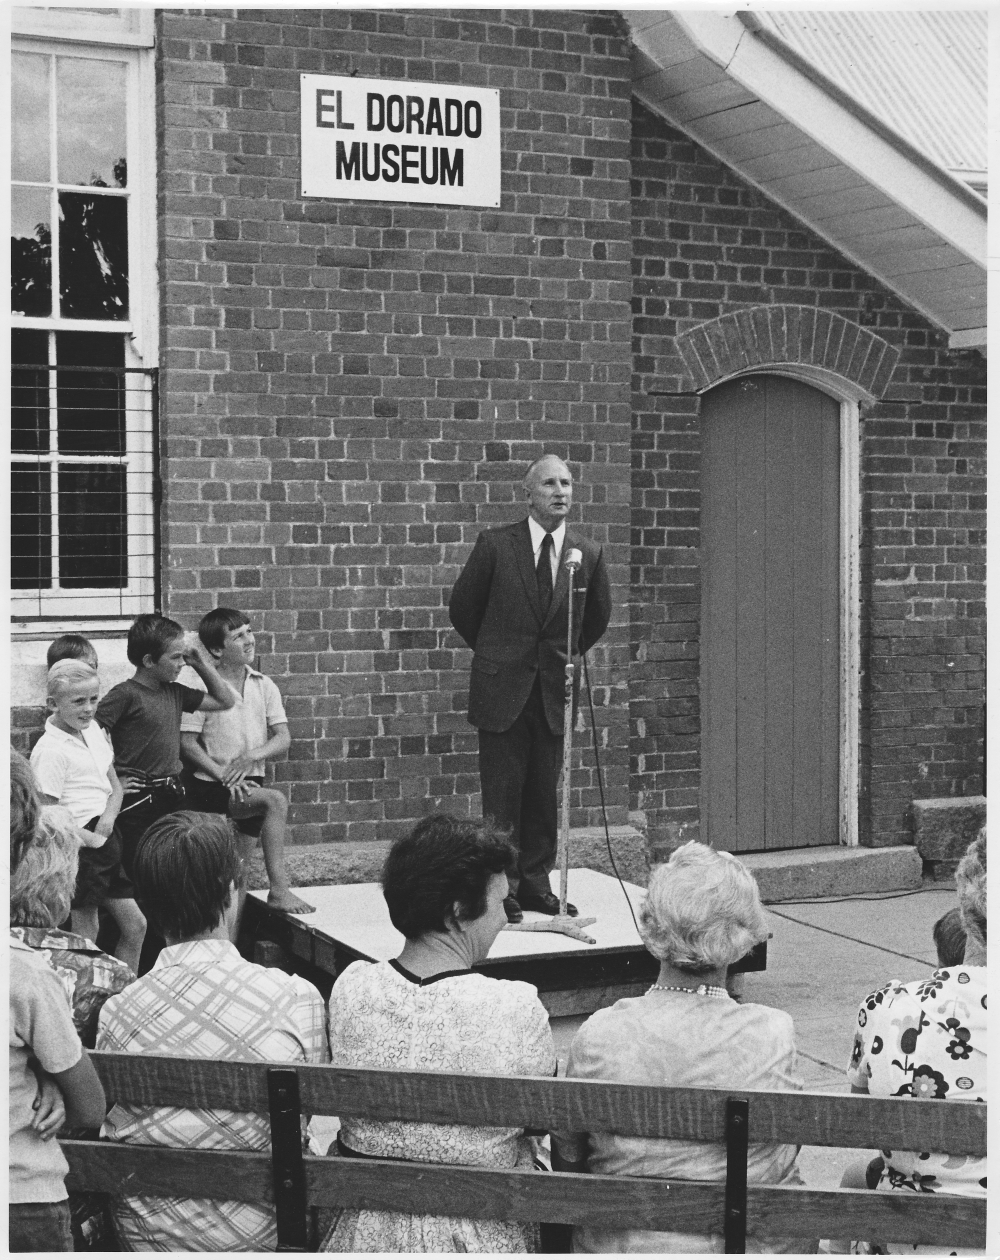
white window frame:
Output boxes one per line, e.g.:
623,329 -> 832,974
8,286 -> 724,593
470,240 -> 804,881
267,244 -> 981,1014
11,16 -> 158,630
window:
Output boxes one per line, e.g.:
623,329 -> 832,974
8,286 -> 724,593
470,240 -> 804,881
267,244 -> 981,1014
11,19 -> 156,623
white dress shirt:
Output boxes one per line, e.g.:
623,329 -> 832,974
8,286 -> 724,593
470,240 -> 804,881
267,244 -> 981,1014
528,517 -> 565,586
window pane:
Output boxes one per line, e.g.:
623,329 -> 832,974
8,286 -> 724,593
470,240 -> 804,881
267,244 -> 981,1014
56,332 -> 126,455
12,464 -> 53,589
58,464 -> 127,588
12,330 -> 50,456
58,191 -> 128,319
12,52 -> 50,183
56,57 -> 127,188
12,186 -> 52,317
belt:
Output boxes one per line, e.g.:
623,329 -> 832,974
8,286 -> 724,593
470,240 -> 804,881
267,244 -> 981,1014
119,775 -> 184,814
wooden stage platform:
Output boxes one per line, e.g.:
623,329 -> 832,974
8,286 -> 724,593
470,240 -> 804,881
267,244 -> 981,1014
243,868 -> 765,1017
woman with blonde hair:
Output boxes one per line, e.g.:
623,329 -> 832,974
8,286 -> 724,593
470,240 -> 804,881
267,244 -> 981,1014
553,841 -> 813,1253
10,801 -> 133,1049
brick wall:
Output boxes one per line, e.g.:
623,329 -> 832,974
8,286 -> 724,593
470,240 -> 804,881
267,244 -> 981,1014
156,9 -> 634,843
630,102 -> 986,848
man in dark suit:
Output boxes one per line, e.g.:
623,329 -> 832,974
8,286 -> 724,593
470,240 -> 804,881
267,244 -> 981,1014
449,455 -> 613,922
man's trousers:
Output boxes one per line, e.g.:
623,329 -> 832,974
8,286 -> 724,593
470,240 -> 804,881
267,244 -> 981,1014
478,675 -> 562,900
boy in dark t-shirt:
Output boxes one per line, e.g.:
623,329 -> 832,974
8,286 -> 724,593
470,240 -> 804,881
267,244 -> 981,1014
96,614 -> 240,972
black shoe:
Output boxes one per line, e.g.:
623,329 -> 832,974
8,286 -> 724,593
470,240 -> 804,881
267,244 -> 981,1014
518,889 -> 578,917
504,895 -> 523,924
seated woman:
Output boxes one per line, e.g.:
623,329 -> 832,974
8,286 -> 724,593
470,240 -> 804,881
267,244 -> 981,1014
843,829 -> 986,1255
552,840 -> 813,1254
10,802 -> 134,1049
321,813 -> 557,1254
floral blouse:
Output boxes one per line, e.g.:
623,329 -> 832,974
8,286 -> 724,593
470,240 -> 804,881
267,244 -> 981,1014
846,965 -> 986,1199
9,926 -> 134,1049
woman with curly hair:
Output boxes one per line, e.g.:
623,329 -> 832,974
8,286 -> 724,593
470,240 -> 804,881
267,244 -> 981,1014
320,813 -> 558,1253
841,829 -> 986,1254
552,841 -> 812,1253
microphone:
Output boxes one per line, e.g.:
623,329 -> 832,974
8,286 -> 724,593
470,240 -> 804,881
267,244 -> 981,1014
564,548 -> 583,572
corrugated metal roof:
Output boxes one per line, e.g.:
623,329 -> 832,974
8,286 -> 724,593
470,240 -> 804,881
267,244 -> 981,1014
760,11 -> 986,178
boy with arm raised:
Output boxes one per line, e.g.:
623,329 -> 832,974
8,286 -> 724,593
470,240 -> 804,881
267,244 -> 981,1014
180,607 -> 313,917
95,614 -> 241,971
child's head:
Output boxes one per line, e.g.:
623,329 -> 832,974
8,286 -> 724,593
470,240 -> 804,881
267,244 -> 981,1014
10,805 -> 80,928
46,632 -> 99,670
932,906 -> 967,968
198,607 -> 254,666
133,810 -> 242,942
10,749 -> 43,874
127,613 -> 187,678
46,660 -> 100,734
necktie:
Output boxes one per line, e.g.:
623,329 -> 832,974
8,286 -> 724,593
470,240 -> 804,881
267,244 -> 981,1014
537,532 -> 554,611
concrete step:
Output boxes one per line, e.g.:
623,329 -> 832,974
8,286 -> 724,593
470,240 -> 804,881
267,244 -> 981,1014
248,829 -> 922,904
737,844 -> 923,903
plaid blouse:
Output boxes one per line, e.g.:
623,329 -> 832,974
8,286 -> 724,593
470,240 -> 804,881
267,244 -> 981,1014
97,938 -> 329,1252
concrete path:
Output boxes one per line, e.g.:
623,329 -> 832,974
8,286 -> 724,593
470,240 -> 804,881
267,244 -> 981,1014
550,881 -> 959,1189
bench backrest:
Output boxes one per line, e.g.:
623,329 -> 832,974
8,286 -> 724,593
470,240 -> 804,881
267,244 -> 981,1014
63,1052 -> 986,1253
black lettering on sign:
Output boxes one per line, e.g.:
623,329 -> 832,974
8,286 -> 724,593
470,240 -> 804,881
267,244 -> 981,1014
440,147 -> 464,187
382,143 -> 400,182
336,141 -> 360,181
406,97 -> 424,134
316,90 -> 337,129
386,95 -> 404,133
444,99 -> 463,137
425,97 -> 443,136
401,145 -> 419,184
362,143 -> 380,182
420,147 -> 438,184
336,90 -> 354,130
464,101 -> 481,138
367,93 -> 384,131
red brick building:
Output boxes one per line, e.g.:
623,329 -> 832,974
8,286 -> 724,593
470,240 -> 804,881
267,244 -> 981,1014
11,9 -> 985,861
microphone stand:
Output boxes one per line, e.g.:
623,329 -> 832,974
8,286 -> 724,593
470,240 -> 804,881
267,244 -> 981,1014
559,550 -> 582,915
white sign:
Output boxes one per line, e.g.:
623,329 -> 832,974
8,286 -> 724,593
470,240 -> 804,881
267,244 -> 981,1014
300,75 -> 501,207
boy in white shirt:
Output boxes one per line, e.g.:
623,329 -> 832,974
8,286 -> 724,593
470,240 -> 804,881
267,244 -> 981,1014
180,607 -> 313,918
30,660 -> 146,973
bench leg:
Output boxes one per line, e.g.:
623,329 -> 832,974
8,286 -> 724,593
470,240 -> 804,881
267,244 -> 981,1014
724,1098 -> 749,1254
268,1068 -> 308,1251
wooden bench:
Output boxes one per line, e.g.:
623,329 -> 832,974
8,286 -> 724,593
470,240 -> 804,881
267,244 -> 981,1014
64,1052 -> 986,1253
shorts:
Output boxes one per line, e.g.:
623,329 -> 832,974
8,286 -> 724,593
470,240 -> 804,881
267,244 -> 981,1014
9,1200 -> 73,1252
72,819 -> 134,907
116,779 -> 187,880
183,773 -> 266,838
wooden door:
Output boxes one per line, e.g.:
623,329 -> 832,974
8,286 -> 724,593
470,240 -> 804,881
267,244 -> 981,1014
700,375 -> 840,852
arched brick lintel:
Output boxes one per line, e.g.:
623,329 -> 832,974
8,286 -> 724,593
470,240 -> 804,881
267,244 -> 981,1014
676,305 -> 900,402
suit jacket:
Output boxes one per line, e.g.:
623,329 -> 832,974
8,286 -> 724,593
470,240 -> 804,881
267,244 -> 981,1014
448,519 -> 612,734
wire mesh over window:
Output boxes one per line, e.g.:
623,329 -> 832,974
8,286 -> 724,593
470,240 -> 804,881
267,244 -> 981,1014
11,329 -> 157,619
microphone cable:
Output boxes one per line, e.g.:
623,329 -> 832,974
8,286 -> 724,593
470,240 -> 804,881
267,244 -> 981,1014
581,649 -> 642,937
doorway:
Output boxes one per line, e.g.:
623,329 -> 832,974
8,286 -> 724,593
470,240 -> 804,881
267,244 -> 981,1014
700,374 -> 841,852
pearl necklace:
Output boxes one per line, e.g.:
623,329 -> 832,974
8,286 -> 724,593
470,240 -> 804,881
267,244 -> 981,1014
647,982 -> 730,999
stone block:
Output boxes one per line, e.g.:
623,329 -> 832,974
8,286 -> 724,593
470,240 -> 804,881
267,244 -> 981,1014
912,796 -> 986,863
731,845 -> 922,904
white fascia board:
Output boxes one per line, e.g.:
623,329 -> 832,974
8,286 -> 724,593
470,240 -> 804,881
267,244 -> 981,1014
673,11 -> 986,268
949,328 -> 987,349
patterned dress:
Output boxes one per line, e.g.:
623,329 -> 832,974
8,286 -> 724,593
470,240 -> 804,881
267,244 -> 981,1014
321,959 -> 556,1253
846,964 -> 987,1256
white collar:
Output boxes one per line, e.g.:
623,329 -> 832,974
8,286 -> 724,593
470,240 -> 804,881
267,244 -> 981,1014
528,517 -> 566,555
43,715 -> 98,748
